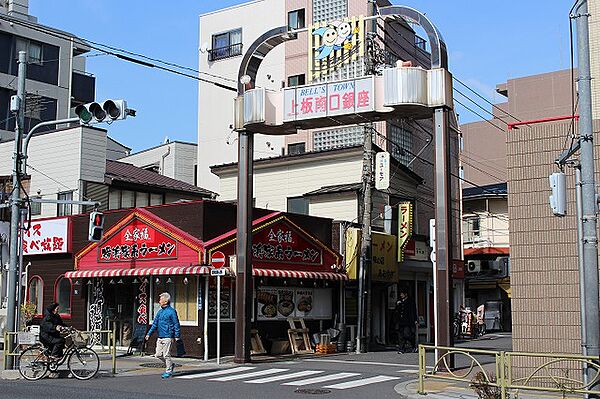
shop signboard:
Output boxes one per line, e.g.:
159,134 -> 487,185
397,201 -> 413,262
251,221 -> 323,267
22,218 -> 69,255
256,287 -> 328,320
371,232 -> 397,282
295,289 -> 314,318
404,239 -> 430,261
98,219 -> 177,262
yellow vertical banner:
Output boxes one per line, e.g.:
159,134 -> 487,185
398,202 -> 414,262
345,228 -> 360,279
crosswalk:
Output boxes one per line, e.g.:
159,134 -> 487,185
176,366 -> 401,391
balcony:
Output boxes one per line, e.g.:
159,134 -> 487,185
208,43 -> 243,62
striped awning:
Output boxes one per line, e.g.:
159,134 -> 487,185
64,265 -> 210,279
252,268 -> 347,281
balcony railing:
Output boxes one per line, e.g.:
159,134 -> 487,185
208,43 -> 243,61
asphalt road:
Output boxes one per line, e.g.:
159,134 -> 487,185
0,333 -> 512,399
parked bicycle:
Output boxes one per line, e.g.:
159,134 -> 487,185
18,327 -> 100,380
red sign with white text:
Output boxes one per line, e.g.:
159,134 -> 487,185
98,220 -> 177,262
251,222 -> 323,267
22,218 -> 69,255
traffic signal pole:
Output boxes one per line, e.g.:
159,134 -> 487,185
5,51 -> 26,370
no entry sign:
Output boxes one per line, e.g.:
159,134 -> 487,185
211,251 -> 226,269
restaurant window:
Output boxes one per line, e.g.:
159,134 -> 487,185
54,276 -> 71,316
288,9 -> 305,30
287,74 -> 305,87
57,191 -> 73,216
151,276 -> 198,324
287,196 -> 309,215
27,276 -> 43,316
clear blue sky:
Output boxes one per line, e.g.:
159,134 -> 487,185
29,1 -> 571,152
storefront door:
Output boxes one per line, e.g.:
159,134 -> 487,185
104,280 -> 137,346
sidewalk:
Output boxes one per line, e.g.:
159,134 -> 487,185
394,378 -> 581,399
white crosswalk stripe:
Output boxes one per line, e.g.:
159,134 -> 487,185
209,368 -> 288,381
323,375 -> 400,390
245,370 -> 324,384
282,372 -> 360,386
176,366 -> 255,380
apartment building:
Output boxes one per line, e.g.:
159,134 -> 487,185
0,0 -> 95,141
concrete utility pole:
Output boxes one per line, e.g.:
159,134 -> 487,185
356,125 -> 373,354
573,0 -> 600,391
5,50 -> 26,369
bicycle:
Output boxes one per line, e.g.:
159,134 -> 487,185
18,327 -> 100,381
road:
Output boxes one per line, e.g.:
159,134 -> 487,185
0,333 -> 512,399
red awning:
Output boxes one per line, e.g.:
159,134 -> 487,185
253,268 -> 347,281
65,265 -> 210,279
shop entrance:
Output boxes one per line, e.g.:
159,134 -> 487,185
103,279 -> 137,347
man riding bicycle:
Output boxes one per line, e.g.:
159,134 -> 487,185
40,303 -> 67,359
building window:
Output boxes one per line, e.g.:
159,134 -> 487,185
288,142 -> 306,155
30,196 -> 41,216
287,196 -> 309,215
57,191 -> 73,216
121,190 -> 135,208
150,193 -> 163,206
136,192 -> 149,208
389,124 -> 413,166
288,9 -> 306,29
16,38 -> 43,64
151,276 -> 198,324
209,29 -> 242,61
54,276 -> 71,316
287,74 -> 305,87
313,126 -> 363,151
27,276 -> 43,316
312,0 -> 347,23
464,216 -> 481,243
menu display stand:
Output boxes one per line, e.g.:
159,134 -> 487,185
287,318 -> 314,355
250,329 -> 267,355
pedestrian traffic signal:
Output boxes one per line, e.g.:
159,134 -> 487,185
88,211 -> 105,242
549,172 -> 566,217
74,100 -> 130,124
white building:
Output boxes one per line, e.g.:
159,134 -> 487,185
197,0 -> 286,193
119,141 -> 198,186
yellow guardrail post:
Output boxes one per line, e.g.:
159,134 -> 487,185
111,322 -> 117,374
3,332 -> 7,369
499,351 -> 507,399
418,344 -> 425,394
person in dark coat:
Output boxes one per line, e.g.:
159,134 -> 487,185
39,303 -> 66,358
393,287 -> 418,353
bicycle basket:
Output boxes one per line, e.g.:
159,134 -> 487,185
72,331 -> 89,348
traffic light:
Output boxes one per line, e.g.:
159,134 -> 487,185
74,100 -> 129,124
88,211 -> 105,242
549,172 -> 566,217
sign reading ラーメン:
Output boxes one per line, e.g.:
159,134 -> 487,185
284,76 -> 374,122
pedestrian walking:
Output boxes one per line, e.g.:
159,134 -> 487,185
145,292 -> 181,379
393,287 -> 418,353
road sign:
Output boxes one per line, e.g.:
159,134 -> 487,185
210,268 -> 226,277
211,251 -> 226,269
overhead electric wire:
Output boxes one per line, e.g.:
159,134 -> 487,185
0,14 -> 238,92
453,97 -> 506,133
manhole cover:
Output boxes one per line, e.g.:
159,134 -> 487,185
295,388 -> 331,395
139,362 -> 182,368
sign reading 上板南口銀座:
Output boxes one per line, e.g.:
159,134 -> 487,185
22,218 -> 69,255
283,76 -> 374,122
98,219 -> 177,262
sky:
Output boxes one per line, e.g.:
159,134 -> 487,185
28,0 -> 573,153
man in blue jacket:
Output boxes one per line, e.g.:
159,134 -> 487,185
145,292 -> 181,378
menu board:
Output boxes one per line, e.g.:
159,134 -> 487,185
256,287 -> 330,320
208,277 -> 232,319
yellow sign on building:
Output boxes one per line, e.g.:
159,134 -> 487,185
345,228 -> 397,282
308,16 -> 365,81
397,201 -> 413,262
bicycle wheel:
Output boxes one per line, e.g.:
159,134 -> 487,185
68,347 -> 99,380
18,347 -> 48,381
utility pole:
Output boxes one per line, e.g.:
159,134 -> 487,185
5,50 -> 26,369
356,125 -> 373,354
573,0 -> 600,391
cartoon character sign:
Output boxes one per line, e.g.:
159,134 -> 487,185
313,20 -> 360,61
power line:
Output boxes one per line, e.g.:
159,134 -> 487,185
0,14 -> 238,92
453,97 -> 506,133
453,87 -> 510,125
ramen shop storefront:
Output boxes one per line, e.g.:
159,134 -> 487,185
66,208 -> 208,357
203,213 -> 346,356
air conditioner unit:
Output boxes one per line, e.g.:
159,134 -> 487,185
467,260 -> 481,273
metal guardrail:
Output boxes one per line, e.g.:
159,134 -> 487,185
3,323 -> 117,374
418,344 -> 600,398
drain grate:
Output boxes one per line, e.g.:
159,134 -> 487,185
139,362 -> 182,368
295,388 -> 331,395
